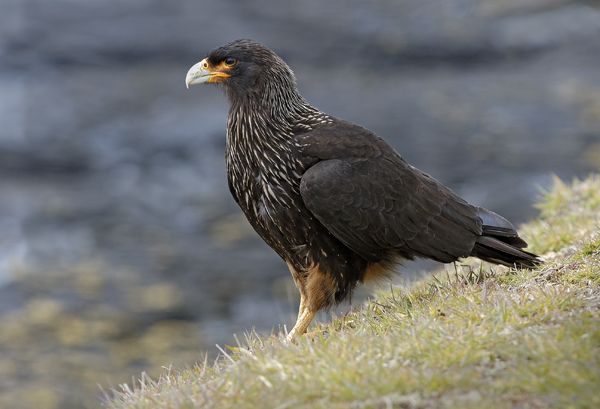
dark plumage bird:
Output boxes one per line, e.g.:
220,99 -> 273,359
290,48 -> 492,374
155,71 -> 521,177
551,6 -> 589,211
185,39 -> 540,339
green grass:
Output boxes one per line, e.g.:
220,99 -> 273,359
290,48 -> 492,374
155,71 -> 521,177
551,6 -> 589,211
108,175 -> 600,409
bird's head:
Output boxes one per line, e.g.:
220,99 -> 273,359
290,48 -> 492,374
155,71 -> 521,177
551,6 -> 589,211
185,39 -> 298,102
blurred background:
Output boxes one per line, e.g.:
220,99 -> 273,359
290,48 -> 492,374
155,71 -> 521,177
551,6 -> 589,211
1,0 -> 600,407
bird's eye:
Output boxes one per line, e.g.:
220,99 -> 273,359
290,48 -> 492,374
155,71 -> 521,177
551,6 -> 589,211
224,57 -> 237,67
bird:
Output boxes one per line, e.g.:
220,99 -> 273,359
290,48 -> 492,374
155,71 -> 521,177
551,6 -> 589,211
185,39 -> 540,340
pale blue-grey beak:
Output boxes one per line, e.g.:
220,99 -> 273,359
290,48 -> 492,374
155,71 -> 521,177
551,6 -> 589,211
185,58 -> 231,88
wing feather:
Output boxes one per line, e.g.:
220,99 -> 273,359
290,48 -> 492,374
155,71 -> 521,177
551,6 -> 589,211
297,122 -> 482,263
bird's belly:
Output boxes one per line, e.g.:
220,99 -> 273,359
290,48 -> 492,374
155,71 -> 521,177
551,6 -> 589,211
230,172 -> 310,259
251,197 -> 312,261
228,165 -> 371,294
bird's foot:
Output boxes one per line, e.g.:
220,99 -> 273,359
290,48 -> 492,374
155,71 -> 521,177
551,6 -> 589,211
285,308 -> 316,342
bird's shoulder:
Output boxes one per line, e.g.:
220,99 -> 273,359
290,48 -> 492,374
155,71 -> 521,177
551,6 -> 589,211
294,118 -> 399,163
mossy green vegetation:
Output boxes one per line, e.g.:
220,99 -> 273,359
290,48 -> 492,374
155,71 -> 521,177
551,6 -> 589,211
109,175 -> 600,409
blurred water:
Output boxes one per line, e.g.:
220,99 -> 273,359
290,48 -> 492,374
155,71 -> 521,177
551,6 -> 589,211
1,0 -> 600,408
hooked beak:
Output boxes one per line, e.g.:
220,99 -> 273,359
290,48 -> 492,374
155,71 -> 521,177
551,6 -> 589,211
185,58 -> 231,89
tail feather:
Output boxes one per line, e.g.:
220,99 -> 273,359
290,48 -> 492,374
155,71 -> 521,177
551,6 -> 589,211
481,225 -> 528,248
472,207 -> 541,269
472,236 -> 540,268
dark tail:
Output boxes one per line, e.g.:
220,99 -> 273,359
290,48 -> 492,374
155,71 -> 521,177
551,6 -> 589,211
470,207 -> 541,269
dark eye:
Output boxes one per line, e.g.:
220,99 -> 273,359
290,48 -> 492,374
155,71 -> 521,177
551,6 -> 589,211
224,57 -> 237,67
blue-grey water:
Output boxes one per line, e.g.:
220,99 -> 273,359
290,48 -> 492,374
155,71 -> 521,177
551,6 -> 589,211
1,0 -> 600,407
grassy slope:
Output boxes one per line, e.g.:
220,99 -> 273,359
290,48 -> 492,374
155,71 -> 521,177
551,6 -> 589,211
109,176 -> 600,409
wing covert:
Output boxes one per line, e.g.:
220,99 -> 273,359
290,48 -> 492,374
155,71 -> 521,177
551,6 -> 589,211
298,129 -> 482,263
